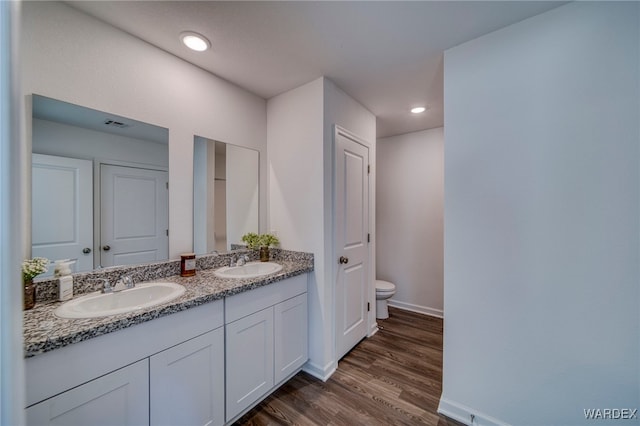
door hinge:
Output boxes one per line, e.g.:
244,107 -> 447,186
367,164 -> 370,174
166,182 -> 169,190
166,229 -> 169,236
367,233 -> 370,243
367,302 -> 370,312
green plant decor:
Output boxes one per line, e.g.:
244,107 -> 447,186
258,233 -> 280,248
22,257 -> 49,283
241,232 -> 261,250
241,233 -> 280,249
22,257 -> 49,310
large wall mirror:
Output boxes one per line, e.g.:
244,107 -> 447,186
31,94 -> 170,275
193,136 -> 259,254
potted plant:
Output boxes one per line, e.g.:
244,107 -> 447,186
22,257 -> 49,310
241,232 -> 261,250
241,233 -> 280,262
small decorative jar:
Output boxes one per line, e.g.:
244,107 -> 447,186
180,253 -> 196,277
24,279 -> 36,310
259,246 -> 270,262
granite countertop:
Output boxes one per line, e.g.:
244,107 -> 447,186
24,258 -> 313,358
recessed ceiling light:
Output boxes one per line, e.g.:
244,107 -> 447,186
411,107 -> 426,114
180,31 -> 210,52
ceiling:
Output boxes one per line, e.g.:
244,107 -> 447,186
33,94 -> 169,144
66,1 -> 565,139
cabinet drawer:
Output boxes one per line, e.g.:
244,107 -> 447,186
225,274 -> 307,323
26,359 -> 149,426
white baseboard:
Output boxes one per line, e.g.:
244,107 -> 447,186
368,322 -> 378,337
302,360 -> 336,382
438,398 -> 510,426
388,300 -> 443,318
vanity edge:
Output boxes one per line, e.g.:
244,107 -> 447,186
24,249 -> 313,358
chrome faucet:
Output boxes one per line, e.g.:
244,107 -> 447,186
120,274 -> 135,289
236,254 -> 250,266
92,275 -> 135,294
92,278 -> 112,294
230,254 -> 250,267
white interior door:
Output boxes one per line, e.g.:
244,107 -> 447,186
32,154 -> 93,274
335,129 -> 370,360
100,164 -> 168,267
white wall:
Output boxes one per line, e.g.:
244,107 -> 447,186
1,1 -> 25,424
21,1 -> 267,259
377,128 -> 443,318
267,77 -> 327,376
32,119 -> 169,168
192,137 -> 208,255
268,77 -> 375,380
441,3 -> 639,425
226,144 -> 259,248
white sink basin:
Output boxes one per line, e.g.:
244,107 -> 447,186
214,261 -> 283,279
54,282 -> 186,319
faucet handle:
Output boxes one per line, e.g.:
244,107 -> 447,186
120,274 -> 135,289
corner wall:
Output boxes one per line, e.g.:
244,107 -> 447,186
267,77 -> 375,379
267,78 -> 328,376
377,127 -> 443,318
441,2 -> 639,425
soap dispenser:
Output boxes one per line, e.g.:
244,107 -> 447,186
54,259 -> 75,301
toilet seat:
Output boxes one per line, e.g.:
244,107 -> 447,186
376,280 -> 395,292
375,280 -> 396,320
376,290 -> 395,298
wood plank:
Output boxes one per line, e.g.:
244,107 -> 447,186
235,307 -> 463,426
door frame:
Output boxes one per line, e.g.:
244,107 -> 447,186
332,125 -> 376,364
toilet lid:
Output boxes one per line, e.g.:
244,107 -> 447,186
376,280 -> 395,291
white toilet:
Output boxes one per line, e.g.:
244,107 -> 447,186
375,279 -> 396,320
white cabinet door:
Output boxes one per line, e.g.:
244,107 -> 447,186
25,359 -> 148,426
225,307 -> 274,421
274,293 -> 308,384
150,328 -> 225,426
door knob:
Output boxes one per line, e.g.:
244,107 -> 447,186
82,247 -> 92,254
102,245 -> 111,251
339,256 -> 349,264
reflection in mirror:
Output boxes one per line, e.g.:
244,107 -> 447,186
193,136 -> 259,254
31,95 -> 169,275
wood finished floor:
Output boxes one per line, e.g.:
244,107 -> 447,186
235,307 -> 463,426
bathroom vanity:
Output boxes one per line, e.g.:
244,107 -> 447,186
23,251 -> 312,426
